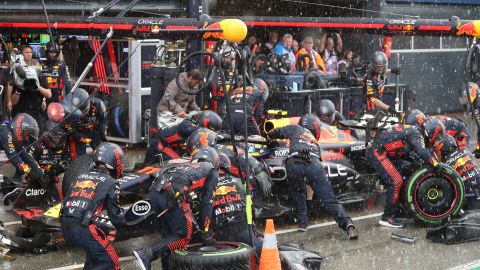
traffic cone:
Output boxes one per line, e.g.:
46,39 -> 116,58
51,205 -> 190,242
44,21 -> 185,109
259,219 -> 281,270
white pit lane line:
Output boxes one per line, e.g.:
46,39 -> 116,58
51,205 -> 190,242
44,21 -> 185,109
43,212 -> 383,269
447,260 -> 480,270
46,256 -> 134,270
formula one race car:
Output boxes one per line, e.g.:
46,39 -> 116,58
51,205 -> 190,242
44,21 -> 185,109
243,111 -> 465,227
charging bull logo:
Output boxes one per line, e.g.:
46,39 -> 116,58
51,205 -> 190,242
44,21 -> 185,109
456,21 -> 480,38
74,180 -> 98,189
214,185 -> 237,196
454,156 -> 471,170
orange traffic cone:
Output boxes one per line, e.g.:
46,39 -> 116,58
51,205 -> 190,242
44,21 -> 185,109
259,219 -> 281,270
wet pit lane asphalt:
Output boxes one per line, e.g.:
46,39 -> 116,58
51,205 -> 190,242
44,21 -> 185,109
2,197 -> 480,270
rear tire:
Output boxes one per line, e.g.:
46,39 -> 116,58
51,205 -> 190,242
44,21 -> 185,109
168,241 -> 257,270
62,154 -> 93,196
403,166 -> 465,227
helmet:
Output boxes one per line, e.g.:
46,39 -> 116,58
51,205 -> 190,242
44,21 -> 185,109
458,82 -> 479,106
44,120 -> 66,149
218,152 -> 232,173
190,146 -> 220,169
46,42 -> 59,53
196,110 -> 223,131
422,117 -> 445,147
12,113 -> 39,146
299,114 -> 322,140
317,99 -> 336,124
253,78 -> 269,101
62,88 -> 90,121
186,128 -> 217,154
47,102 -> 65,123
93,142 -> 125,179
405,109 -> 426,126
371,51 -> 388,74
434,134 -> 458,161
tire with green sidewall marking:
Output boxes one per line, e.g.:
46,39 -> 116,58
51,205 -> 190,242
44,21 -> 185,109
403,165 -> 465,227
168,241 -> 257,270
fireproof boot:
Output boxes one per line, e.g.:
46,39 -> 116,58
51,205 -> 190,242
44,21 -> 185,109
133,249 -> 152,270
346,224 -> 359,240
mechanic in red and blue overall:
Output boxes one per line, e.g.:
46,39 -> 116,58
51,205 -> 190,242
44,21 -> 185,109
0,113 -> 46,205
267,114 -> 358,239
33,120 -> 70,202
458,82 -> 480,157
41,42 -> 72,103
435,134 -> 480,208
61,142 -> 126,270
405,109 -> 470,151
62,88 -> 107,160
366,118 -> 446,228
212,152 -> 264,255
362,51 -> 398,115
133,146 -> 219,270
144,110 -> 222,164
221,79 -> 268,136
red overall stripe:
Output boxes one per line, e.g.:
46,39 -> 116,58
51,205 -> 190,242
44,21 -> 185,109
167,200 -> 193,251
374,149 -> 403,204
88,224 -> 120,270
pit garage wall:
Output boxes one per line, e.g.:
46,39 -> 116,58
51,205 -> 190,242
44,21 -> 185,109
390,51 -> 467,114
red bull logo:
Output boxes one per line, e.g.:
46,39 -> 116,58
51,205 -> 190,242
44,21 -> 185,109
454,156 -> 471,170
403,25 -> 415,31
456,21 -> 480,38
214,185 -> 237,196
74,180 -> 97,189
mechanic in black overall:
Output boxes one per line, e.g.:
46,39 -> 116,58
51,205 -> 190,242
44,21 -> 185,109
362,51 -> 398,115
212,152 -> 263,255
366,118 -> 446,228
0,113 -> 47,205
133,146 -> 219,270
62,88 -> 107,160
435,134 -> 480,208
144,110 -> 222,164
33,120 -> 70,202
221,81 -> 267,136
267,114 -> 358,238
41,42 -> 72,103
61,142 -> 126,270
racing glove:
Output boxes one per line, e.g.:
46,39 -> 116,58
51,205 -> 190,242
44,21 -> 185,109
433,163 -> 449,176
390,68 -> 401,75
200,231 -> 216,246
474,143 -> 480,159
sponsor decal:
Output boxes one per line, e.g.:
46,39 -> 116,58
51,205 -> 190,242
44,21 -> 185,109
324,163 -> 348,177
66,199 -> 88,209
69,189 -> 95,200
79,174 -> 106,181
131,200 -> 151,216
351,144 -> 366,151
214,185 -> 237,196
321,148 -> 345,161
26,188 -> 46,196
74,180 -> 98,189
454,156 -> 471,169
213,193 -> 241,206
389,19 -> 417,25
273,149 -> 289,157
137,18 -> 165,25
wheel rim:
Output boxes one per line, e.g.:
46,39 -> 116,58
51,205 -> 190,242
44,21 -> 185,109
186,241 -> 242,253
414,174 -> 458,219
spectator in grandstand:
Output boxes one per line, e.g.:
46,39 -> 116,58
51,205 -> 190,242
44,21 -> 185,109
296,36 -> 326,73
318,33 -> 343,75
273,34 -> 296,73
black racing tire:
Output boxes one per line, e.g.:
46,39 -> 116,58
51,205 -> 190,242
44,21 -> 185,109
168,241 -> 257,270
62,154 -> 93,196
403,166 -> 465,227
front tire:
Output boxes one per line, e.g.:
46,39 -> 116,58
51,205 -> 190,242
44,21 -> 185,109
168,241 -> 256,270
403,165 -> 465,227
